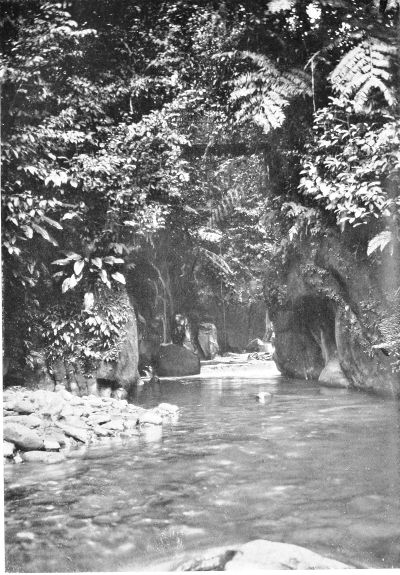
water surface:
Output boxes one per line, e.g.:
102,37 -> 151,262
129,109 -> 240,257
4,363 -> 400,571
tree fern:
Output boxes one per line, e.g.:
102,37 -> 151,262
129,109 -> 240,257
229,51 -> 311,134
208,188 -> 243,228
330,37 -> 397,111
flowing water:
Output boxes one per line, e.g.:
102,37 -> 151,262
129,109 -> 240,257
4,362 -> 400,572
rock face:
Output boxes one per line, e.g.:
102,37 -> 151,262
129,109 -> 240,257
197,322 -> 219,359
194,300 -> 268,353
173,540 -> 351,571
155,344 -> 200,377
96,315 -> 140,399
267,231 -> 399,396
4,290 -> 141,399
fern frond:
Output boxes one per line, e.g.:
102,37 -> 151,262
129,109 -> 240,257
230,51 -> 311,134
208,188 -> 243,228
367,230 -> 393,256
330,37 -> 397,111
199,247 -> 234,276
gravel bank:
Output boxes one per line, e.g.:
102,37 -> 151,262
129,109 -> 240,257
3,387 -> 179,464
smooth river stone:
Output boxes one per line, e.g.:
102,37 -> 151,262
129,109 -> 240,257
3,423 -> 44,451
4,414 -> 42,428
43,439 -> 61,451
56,423 -> 88,443
22,451 -> 66,464
12,400 -> 36,415
138,411 -> 163,426
101,418 -> 125,431
88,413 -> 112,426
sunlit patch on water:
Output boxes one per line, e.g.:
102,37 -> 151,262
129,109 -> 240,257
4,370 -> 400,571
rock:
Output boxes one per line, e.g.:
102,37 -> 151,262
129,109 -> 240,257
4,414 -> 42,428
11,399 -> 36,415
176,540 -> 351,571
3,441 -> 15,457
56,423 -> 88,443
155,343 -> 200,377
246,338 -> 268,353
16,531 -> 35,541
318,356 -> 349,388
21,451 -> 65,464
93,425 -> 113,437
225,540 -> 350,570
197,322 -> 219,359
96,308 -> 140,398
157,403 -> 179,415
32,390 -> 65,417
43,428 -> 68,446
138,411 -> 163,426
272,300 -> 326,380
43,439 -> 61,451
59,416 -> 88,429
3,423 -> 44,451
87,413 -> 112,426
101,418 -> 125,431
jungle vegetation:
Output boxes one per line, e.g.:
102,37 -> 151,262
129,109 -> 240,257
1,0 -> 399,375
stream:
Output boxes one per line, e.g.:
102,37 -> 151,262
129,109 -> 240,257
4,361 -> 400,571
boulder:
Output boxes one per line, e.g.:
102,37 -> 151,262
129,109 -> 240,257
155,343 -> 200,377
22,451 -> 65,464
174,540 -> 351,571
246,338 -> 267,353
3,423 -> 44,451
11,399 -> 36,415
138,411 -> 163,426
3,414 -> 42,428
225,540 -> 350,570
197,323 -> 219,359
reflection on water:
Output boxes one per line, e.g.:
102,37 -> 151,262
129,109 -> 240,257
4,365 -> 400,572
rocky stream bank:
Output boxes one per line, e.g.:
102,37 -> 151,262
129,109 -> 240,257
3,387 -> 179,465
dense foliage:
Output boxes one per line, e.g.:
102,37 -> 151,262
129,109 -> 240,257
2,0 -> 399,373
